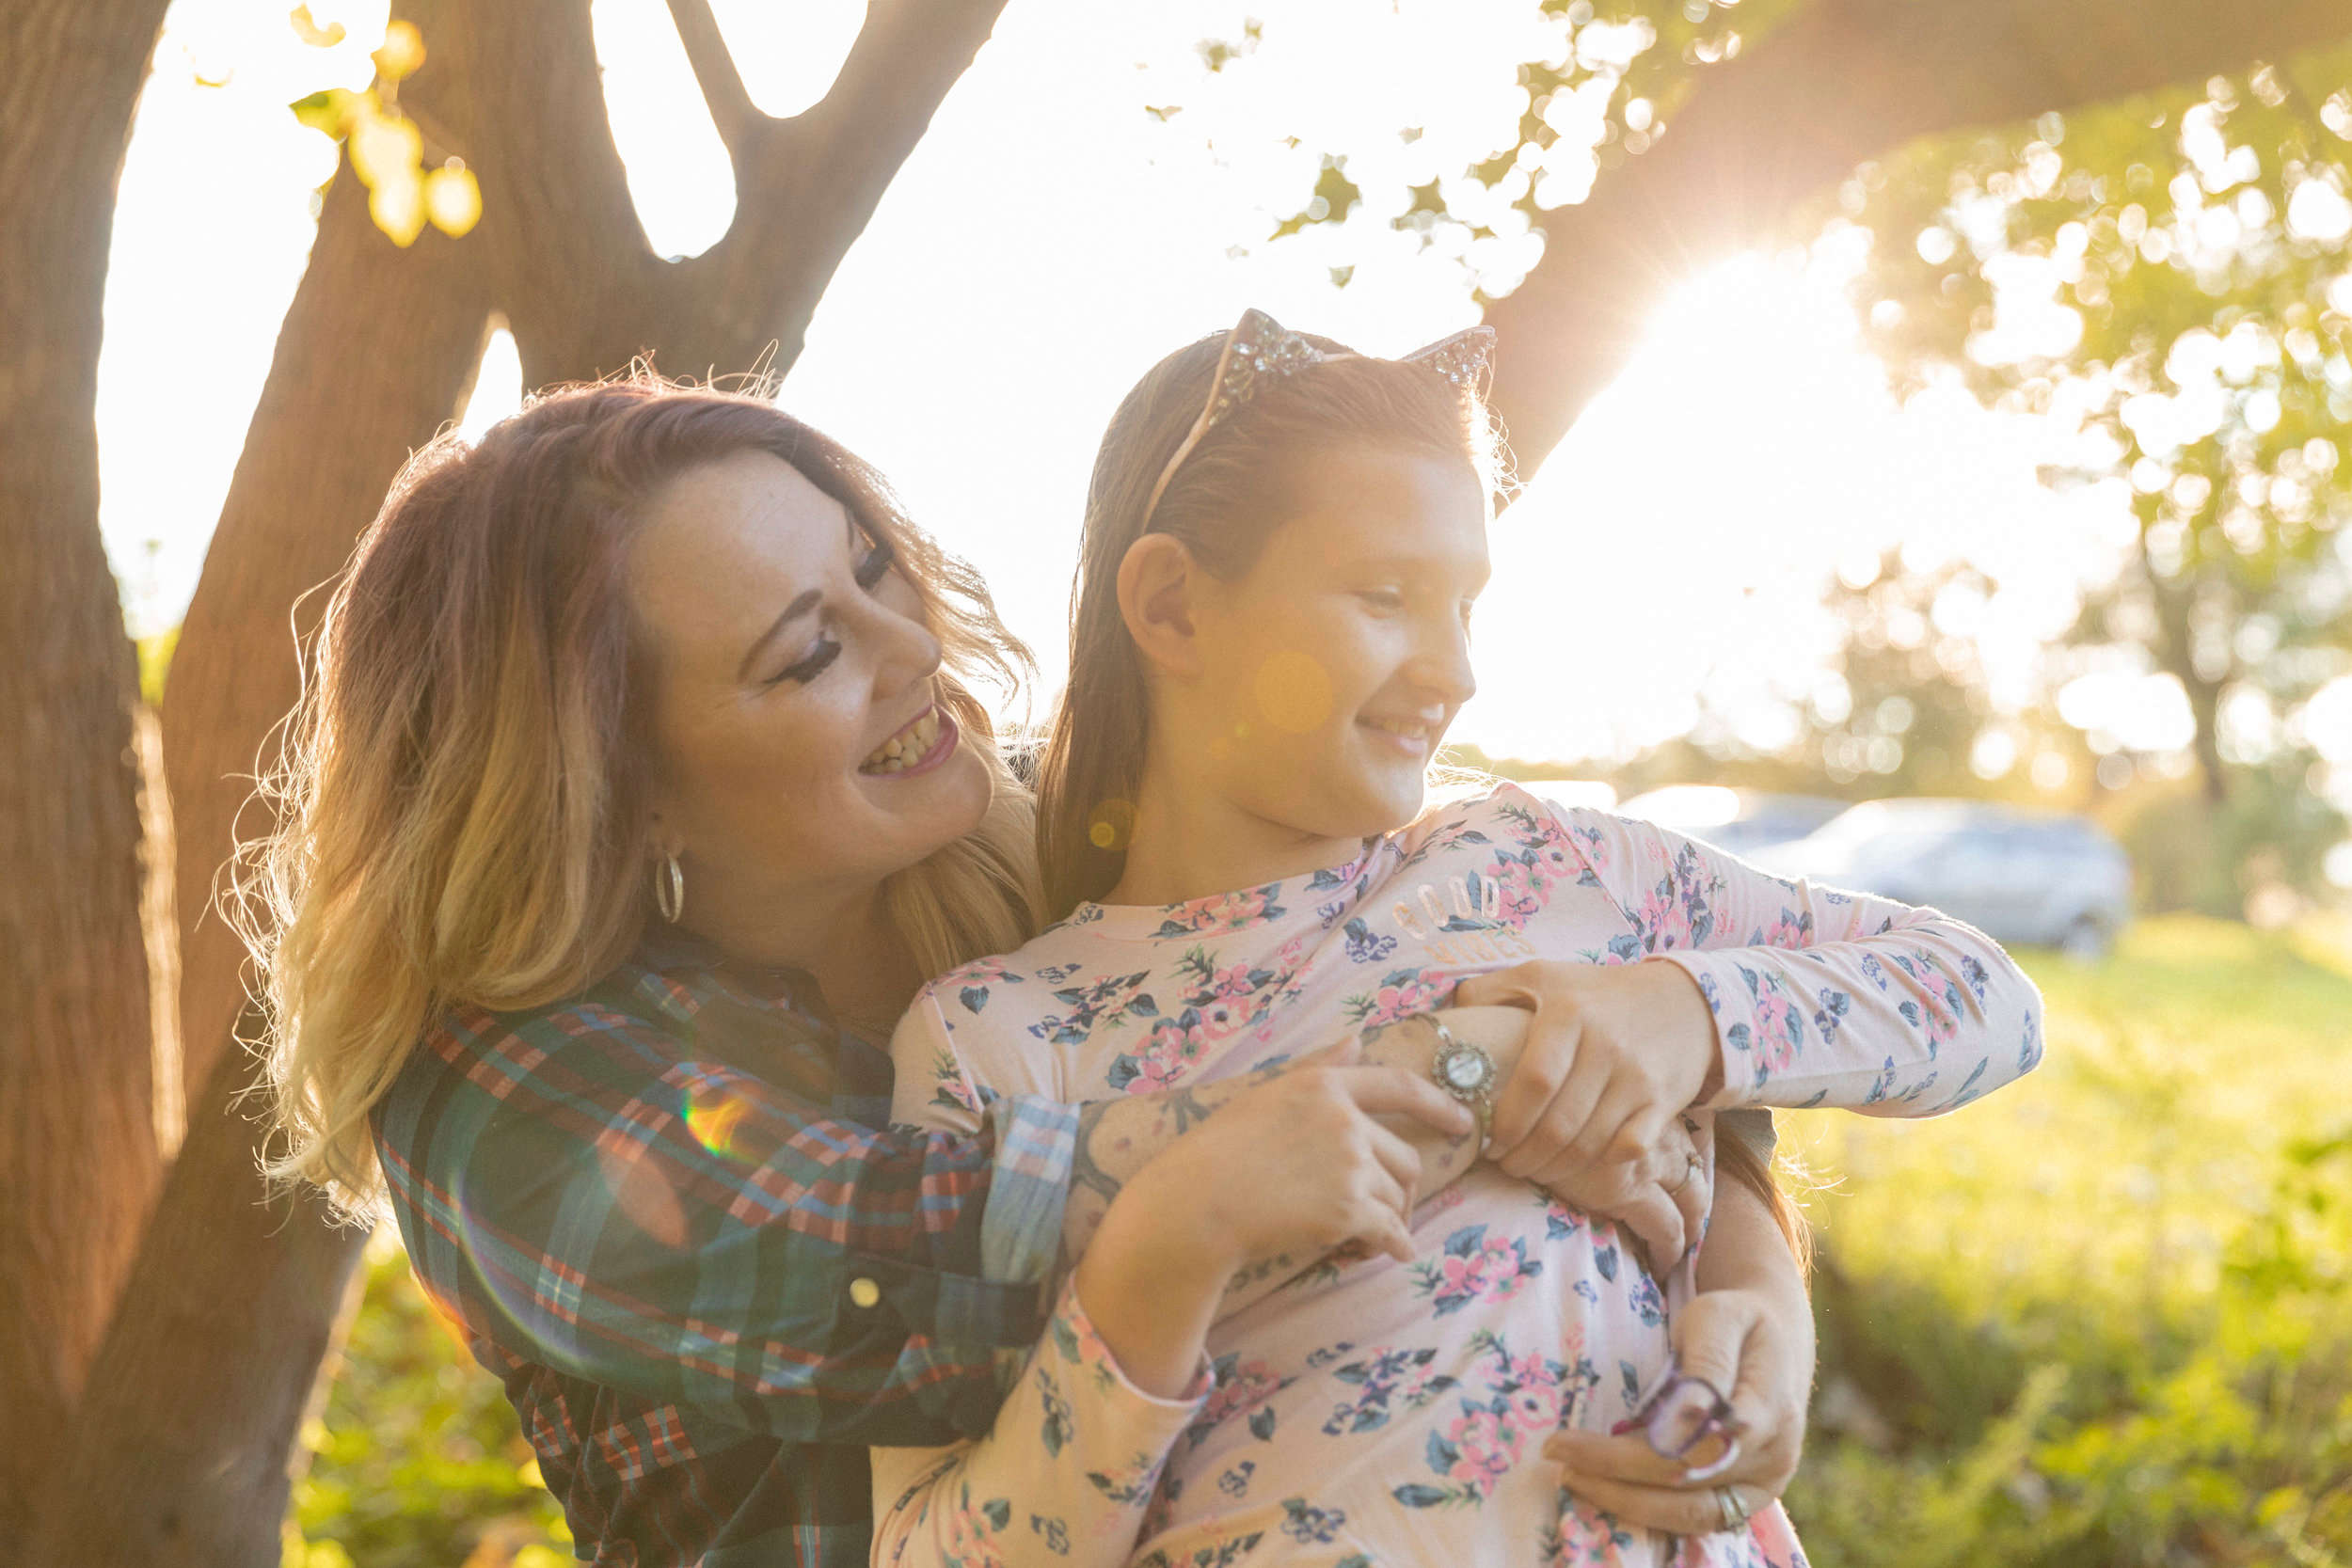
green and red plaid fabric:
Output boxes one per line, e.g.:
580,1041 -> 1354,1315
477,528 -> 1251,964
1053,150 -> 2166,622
374,927 -> 1076,1567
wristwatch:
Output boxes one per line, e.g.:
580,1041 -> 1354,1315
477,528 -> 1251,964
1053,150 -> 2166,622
1424,1016 -> 1497,1152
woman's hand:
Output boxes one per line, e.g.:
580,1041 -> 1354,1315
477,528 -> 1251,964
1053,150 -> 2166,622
1454,958 -> 1722,1258
1542,1286 -> 1810,1532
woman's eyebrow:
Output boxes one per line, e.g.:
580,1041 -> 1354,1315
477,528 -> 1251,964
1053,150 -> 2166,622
736,589 -> 822,680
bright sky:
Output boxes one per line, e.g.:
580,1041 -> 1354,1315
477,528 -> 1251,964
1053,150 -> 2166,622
106,0 -> 2245,775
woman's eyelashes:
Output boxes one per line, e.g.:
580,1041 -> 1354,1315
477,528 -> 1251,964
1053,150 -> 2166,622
765,538 -> 896,688
1357,586 -> 1406,612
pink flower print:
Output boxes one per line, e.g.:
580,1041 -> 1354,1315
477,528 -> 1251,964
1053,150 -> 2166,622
1209,961 -> 1260,1000
1486,858 -> 1549,929
1633,879 -> 1694,952
1107,1011 -> 1213,1093
1744,974 -> 1804,1076
1756,908 -> 1810,949
1411,1224 -> 1543,1315
1344,968 -> 1450,1028
1186,1354 -> 1293,1448
1443,1407 -> 1522,1497
1194,888 -> 1265,929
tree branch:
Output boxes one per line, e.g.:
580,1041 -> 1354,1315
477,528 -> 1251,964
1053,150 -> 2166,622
663,0 -> 761,166
1485,0 -> 2352,483
693,0 -> 1012,370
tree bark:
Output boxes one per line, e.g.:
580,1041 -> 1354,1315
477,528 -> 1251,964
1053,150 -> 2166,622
1486,0 -> 2352,481
0,0 -> 176,1549
27,1028 -> 367,1568
35,159 -> 493,1568
44,0 -> 1011,1558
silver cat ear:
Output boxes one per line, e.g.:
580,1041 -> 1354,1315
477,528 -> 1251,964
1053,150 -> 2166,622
1142,309 -> 1327,524
1202,308 -> 1326,427
1401,325 -> 1497,395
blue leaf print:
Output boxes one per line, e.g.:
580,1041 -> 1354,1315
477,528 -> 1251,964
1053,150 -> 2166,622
1859,953 -> 1889,992
1899,999 -> 1921,1027
2021,1010 -> 2043,1072
1620,1360 -> 1644,1407
1248,1406 -> 1278,1441
1606,931 -> 1644,963
1864,1056 -> 1898,1105
1343,917 -> 1398,962
1127,993 -> 1160,1018
1391,1482 -> 1454,1509
1443,1224 -> 1488,1259
1030,1513 -> 1070,1556
1798,1088 -> 1829,1108
1423,1428 -> 1461,1474
958,985 -> 990,1014
1961,953 -> 1990,1002
1594,1241 -> 1618,1282
1945,1056 -> 1990,1110
1216,1461 -> 1256,1497
1812,987 -> 1851,1046
1038,1370 -> 1073,1457
1279,1498 -> 1347,1544
981,1497 -> 1011,1532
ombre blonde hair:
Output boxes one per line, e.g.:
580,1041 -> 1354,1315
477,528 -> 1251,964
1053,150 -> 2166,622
241,375 -> 1041,1214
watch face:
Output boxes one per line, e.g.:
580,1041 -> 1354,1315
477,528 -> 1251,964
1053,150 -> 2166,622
1440,1045 -> 1491,1093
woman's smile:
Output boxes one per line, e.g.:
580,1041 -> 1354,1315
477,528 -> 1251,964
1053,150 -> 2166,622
858,705 -> 958,777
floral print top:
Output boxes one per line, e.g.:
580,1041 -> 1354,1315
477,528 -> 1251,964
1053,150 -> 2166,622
870,784 -> 2045,1568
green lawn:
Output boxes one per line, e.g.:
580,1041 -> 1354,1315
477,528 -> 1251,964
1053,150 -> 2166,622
289,916 -> 2352,1566
1786,916 -> 2352,1567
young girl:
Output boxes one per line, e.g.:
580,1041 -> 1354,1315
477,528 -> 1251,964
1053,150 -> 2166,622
868,313 -> 2044,1566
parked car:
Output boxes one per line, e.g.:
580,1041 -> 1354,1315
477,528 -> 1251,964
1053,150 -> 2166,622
1751,799 -> 2133,958
1616,785 -> 1850,859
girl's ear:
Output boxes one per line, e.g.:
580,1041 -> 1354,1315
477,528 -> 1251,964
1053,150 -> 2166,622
1115,533 -> 1205,679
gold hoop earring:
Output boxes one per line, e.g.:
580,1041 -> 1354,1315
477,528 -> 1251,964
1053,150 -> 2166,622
655,853 -> 685,925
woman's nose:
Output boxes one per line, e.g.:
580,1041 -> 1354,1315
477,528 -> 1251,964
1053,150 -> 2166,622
866,594 -> 944,692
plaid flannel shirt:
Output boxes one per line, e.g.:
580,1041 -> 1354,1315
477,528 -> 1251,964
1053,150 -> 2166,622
373,927 -> 1077,1568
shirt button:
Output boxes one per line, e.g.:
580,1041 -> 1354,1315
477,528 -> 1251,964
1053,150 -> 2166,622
849,1276 -> 882,1309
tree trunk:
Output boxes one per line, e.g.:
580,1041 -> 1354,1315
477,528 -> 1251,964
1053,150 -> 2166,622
44,0 -> 1011,1556
27,1026 -> 366,1568
32,161 -> 493,1566
1486,0 -> 2352,481
0,0 -> 176,1549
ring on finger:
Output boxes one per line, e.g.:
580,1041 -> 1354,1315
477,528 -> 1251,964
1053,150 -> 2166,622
1714,1484 -> 1753,1531
1665,1150 -> 1703,1194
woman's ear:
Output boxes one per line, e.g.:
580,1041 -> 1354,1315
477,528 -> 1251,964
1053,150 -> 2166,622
1116,533 -> 1205,680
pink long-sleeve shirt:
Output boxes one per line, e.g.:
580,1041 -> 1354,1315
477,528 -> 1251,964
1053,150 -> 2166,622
872,784 -> 2044,1567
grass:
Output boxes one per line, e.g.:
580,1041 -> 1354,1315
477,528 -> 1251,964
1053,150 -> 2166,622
1784,915 -> 2352,1566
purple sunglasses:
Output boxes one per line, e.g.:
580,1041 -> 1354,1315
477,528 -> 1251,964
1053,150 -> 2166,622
1610,1356 -> 1743,1482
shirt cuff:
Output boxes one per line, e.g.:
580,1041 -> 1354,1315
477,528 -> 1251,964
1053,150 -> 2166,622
1046,1275 -> 1214,1504
978,1094 -> 1078,1285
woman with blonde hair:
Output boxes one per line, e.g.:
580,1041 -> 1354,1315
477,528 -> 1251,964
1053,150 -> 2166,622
247,373 -> 1814,1567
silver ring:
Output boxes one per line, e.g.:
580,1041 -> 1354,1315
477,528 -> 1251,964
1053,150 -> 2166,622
1666,1150 -> 1702,1194
1714,1484 -> 1751,1530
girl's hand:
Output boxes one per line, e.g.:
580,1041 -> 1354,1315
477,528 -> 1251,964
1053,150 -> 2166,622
1541,1287 -> 1809,1533
1454,959 -> 1721,1244
1119,1036 -> 1474,1273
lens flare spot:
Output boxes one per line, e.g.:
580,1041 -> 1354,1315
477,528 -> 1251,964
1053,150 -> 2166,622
597,1128 -> 689,1247
684,1083 -> 755,1162
1252,649 -> 1332,734
1088,797 -> 1136,850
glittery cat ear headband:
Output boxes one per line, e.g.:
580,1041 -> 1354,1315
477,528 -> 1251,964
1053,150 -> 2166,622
1137,307 -> 1497,526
